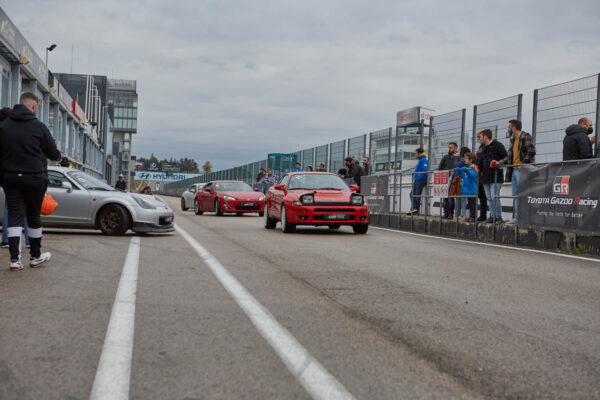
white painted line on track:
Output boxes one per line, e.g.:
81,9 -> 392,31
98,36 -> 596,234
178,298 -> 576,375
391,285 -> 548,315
90,236 -> 141,400
175,223 -> 355,400
371,226 -> 600,263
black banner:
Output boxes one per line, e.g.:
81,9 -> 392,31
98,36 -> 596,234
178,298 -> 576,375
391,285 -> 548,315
518,160 -> 600,233
361,176 -> 389,214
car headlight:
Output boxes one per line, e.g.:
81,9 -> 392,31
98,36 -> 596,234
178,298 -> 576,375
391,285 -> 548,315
351,194 -> 364,205
301,194 -> 314,204
223,195 -> 236,201
259,196 -> 265,201
132,195 -> 156,209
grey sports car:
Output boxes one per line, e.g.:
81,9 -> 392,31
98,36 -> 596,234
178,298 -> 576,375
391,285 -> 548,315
0,167 -> 174,235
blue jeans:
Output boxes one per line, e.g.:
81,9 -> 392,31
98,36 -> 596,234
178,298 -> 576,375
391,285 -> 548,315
457,198 -> 467,217
511,169 -> 520,219
3,202 -> 29,245
483,183 -> 502,219
411,180 -> 427,211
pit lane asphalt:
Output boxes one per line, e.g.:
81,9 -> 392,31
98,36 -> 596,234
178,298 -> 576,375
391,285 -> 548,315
0,194 -> 598,399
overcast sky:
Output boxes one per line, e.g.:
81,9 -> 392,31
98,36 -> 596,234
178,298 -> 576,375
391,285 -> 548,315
3,0 -> 599,170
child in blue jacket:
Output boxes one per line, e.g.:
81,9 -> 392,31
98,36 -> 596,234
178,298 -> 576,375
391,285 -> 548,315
454,152 -> 478,222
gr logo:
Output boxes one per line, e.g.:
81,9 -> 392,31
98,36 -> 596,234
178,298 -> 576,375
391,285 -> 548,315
553,176 -> 569,195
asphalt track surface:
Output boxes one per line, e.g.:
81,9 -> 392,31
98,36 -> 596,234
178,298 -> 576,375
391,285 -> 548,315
0,195 -> 599,399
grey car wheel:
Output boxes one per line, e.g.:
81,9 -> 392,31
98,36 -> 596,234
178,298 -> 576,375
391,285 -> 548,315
281,206 -> 295,233
264,205 -> 277,229
181,198 -> 188,211
194,199 -> 203,215
215,199 -> 223,216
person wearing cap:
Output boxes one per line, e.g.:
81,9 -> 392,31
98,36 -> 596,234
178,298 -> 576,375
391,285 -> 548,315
115,174 -> 127,191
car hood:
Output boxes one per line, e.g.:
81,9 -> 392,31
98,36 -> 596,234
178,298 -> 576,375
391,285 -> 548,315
287,189 -> 352,202
218,191 -> 264,200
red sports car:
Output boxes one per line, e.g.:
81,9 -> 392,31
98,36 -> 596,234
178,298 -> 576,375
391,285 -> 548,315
263,172 -> 369,234
194,180 -> 265,216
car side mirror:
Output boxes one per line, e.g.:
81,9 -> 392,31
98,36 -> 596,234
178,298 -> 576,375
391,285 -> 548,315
254,188 -> 259,192
61,181 -> 73,193
274,184 -> 285,191
204,188 -> 211,193
350,184 -> 360,192
190,188 -> 196,193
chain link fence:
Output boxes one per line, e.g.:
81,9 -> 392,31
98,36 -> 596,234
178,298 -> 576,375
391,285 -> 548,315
472,94 -> 522,150
533,74 -> 599,162
429,109 -> 466,169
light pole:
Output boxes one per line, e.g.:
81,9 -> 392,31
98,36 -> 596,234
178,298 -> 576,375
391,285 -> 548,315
45,44 -> 57,67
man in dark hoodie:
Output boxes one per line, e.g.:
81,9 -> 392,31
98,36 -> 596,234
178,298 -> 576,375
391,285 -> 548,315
563,117 -> 593,161
477,129 -> 507,223
0,92 -> 61,270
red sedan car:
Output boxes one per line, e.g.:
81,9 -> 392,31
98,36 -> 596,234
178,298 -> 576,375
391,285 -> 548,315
263,172 -> 369,234
194,180 -> 265,216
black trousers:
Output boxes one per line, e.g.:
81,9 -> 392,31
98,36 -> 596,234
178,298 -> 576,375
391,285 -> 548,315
477,178 -> 488,218
2,172 -> 46,260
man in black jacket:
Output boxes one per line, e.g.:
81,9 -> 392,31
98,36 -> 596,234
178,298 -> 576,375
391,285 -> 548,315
563,118 -> 594,161
342,157 -> 365,188
438,142 -> 459,218
0,92 -> 61,270
477,129 -> 507,223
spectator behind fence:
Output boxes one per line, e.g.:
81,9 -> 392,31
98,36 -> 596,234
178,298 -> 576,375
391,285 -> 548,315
263,169 -> 279,184
475,131 -> 488,221
292,162 -> 303,172
453,147 -> 471,218
306,165 -> 314,171
438,142 -> 460,219
496,119 -> 536,225
454,152 -> 478,222
256,168 -> 266,183
318,163 -> 326,172
342,157 -> 365,187
408,148 -> 428,215
477,129 -> 507,223
363,157 -> 370,175
563,117 -> 593,161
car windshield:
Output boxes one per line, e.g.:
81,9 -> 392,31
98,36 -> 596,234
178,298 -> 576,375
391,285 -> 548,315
287,174 -> 349,190
215,182 -> 253,192
66,170 -> 114,191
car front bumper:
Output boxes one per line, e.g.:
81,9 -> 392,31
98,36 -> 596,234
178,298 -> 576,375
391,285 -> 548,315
221,200 -> 265,213
286,204 -> 370,225
130,206 -> 175,233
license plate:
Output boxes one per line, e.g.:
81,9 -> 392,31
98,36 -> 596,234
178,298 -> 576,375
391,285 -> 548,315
243,203 -> 256,206
325,213 -> 349,220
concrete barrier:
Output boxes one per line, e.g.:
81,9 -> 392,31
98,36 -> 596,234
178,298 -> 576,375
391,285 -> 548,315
369,214 -> 600,257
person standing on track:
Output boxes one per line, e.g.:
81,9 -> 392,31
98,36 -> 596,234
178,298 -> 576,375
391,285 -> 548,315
0,92 -> 61,270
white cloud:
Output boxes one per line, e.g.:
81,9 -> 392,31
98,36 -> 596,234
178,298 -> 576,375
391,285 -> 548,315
3,0 -> 600,169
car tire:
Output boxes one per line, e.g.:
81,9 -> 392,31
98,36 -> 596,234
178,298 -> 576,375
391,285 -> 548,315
194,199 -> 203,215
281,205 -> 296,233
258,212 -> 264,217
264,205 -> 277,229
352,223 -> 369,234
236,212 -> 243,216
181,198 -> 188,211
328,224 -> 341,230
98,204 -> 131,236
215,199 -> 223,216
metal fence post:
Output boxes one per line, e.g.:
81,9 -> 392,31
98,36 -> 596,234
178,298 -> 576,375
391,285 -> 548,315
472,105 -> 478,151
517,93 -> 523,122
532,89 -> 538,142
460,108 -> 466,148
595,74 -> 600,156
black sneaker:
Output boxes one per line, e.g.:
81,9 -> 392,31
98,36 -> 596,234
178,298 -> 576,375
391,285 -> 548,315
477,216 -> 487,222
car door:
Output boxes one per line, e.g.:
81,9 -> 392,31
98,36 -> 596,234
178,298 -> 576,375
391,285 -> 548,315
185,184 -> 197,208
44,170 -> 91,225
271,175 -> 289,218
200,182 -> 212,210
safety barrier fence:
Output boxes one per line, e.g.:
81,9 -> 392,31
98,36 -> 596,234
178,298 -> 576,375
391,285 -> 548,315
361,158 -> 600,238
163,73 -> 600,196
